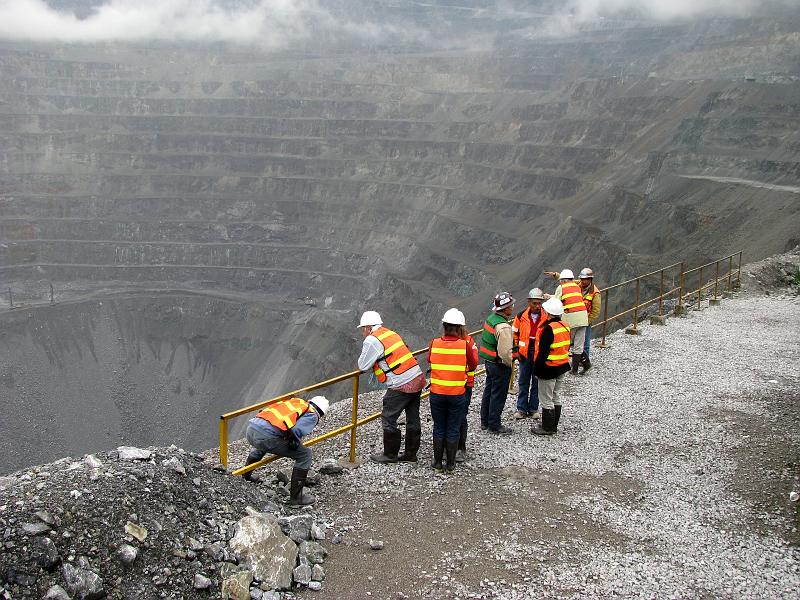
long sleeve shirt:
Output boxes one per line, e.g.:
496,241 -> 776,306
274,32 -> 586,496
357,328 -> 423,388
249,410 -> 320,443
495,321 -> 514,367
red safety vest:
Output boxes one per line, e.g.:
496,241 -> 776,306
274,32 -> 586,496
560,281 -> 588,314
429,337 -> 468,395
466,336 -> 477,387
534,321 -> 571,367
256,398 -> 313,431
512,306 -> 545,360
583,284 -> 600,313
371,327 -> 418,383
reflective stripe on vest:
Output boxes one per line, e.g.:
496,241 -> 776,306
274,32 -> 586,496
256,398 -> 311,431
583,285 -> 600,312
535,321 -> 571,367
560,281 -> 588,314
371,327 -> 418,383
429,337 -> 468,395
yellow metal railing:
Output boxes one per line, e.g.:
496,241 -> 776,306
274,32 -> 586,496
220,251 -> 741,475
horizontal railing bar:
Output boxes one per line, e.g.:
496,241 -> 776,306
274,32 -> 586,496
594,286 -> 680,327
599,261 -> 683,293
682,253 -> 740,276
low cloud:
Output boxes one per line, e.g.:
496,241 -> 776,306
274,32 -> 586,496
0,0 -> 416,47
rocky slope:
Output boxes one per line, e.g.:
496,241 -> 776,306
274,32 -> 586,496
2,251 -> 798,599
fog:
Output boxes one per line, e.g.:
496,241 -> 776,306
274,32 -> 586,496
0,0 -> 794,46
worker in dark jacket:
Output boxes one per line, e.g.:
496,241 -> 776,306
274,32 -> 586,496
243,395 -> 329,506
531,298 -> 571,435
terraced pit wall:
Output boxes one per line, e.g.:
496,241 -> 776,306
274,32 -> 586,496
1,1 -> 799,472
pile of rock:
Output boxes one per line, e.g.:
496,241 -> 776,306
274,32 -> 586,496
0,445 -> 332,599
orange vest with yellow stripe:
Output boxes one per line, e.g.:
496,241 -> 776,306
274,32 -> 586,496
560,281 -> 588,314
256,398 -> 313,431
534,320 -> 571,367
371,327 -> 418,383
429,337 -> 468,395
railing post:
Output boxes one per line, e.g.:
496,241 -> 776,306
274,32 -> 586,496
7,288 -> 12,308
710,260 -> 721,305
349,373 -> 360,464
626,279 -> 641,334
727,255 -> 733,294
696,265 -> 703,310
219,417 -> 228,469
658,269 -> 664,316
676,262 -> 685,314
599,287 -> 609,347
736,251 -> 743,288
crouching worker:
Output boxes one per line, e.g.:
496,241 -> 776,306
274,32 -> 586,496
243,395 -> 329,506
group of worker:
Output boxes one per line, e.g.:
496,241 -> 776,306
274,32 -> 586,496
242,268 -> 601,506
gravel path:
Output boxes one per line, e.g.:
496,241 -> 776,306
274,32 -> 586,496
221,286 -> 800,599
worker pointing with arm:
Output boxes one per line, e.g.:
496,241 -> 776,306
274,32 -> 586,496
545,269 -> 589,375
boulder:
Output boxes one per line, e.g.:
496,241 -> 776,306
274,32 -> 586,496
193,574 -> 212,589
117,446 -> 151,461
61,562 -> 104,600
116,544 -> 138,566
229,510 -> 297,590
161,457 -> 186,476
277,515 -> 313,543
293,564 -> 312,585
43,585 -> 71,600
298,541 -> 327,565
221,570 -> 253,600
32,537 -> 61,570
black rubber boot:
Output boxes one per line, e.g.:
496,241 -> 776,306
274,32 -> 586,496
455,422 -> 468,463
570,355 -> 580,375
242,456 -> 262,482
370,430 -> 401,464
580,353 -> 592,374
444,440 -> 458,472
531,408 -> 556,435
398,429 -> 421,463
553,405 -> 562,433
431,437 -> 445,471
287,467 -> 316,506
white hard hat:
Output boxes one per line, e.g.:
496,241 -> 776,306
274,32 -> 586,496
442,308 -> 466,326
358,311 -> 382,328
542,297 -> 564,316
579,267 -> 594,279
559,269 -> 574,280
528,288 -> 545,300
308,396 -> 329,416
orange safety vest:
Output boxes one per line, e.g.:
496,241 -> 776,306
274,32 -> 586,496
560,281 -> 588,314
512,306 -> 545,360
371,327 -> 418,383
583,284 -> 600,313
429,337 -> 468,395
466,336 -> 477,387
256,398 -> 313,431
534,320 -> 571,367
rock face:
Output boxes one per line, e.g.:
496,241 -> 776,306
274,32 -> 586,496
1,2 -> 800,474
229,510 -> 298,591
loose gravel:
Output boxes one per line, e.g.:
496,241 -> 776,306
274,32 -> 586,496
224,272 -> 798,599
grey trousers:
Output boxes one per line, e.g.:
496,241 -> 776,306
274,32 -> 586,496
569,325 -> 587,357
381,387 -> 422,434
537,374 -> 565,410
246,424 -> 312,470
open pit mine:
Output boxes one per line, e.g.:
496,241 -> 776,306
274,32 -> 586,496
1,0 -> 800,474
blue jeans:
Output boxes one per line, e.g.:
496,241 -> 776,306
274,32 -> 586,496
461,386 -> 473,427
430,392 -> 466,442
246,424 -> 312,470
480,361 -> 512,430
516,354 -> 539,414
584,324 -> 592,356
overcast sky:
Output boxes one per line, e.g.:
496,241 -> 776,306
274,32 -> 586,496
0,0 -> 793,45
